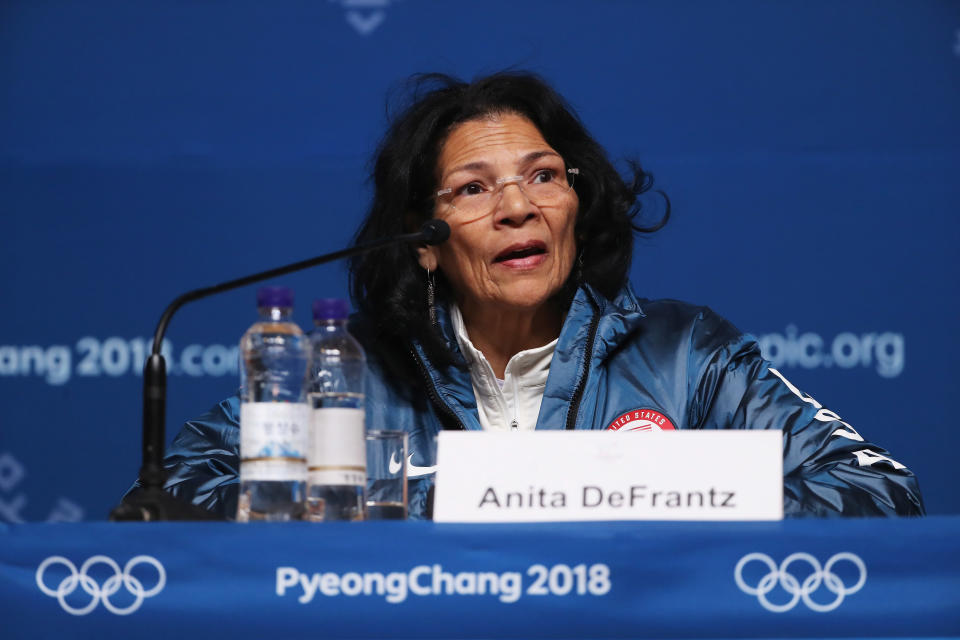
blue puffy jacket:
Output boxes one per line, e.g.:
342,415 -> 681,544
157,285 -> 924,519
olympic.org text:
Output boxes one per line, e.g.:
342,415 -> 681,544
276,563 -> 612,605
756,326 -> 904,379
0,337 -> 239,386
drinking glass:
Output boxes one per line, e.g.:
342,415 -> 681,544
365,430 -> 408,519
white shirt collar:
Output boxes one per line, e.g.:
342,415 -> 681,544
450,304 -> 556,431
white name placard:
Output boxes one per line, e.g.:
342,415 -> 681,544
432,431 -> 783,523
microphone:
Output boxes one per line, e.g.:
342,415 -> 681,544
110,220 -> 450,521
419,219 -> 450,246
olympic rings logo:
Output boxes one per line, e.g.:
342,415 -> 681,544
734,552 -> 866,613
35,555 -> 166,615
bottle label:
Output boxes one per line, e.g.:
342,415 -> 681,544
240,402 -> 308,481
309,408 -> 366,486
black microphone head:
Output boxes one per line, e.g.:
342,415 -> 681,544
419,219 -> 451,246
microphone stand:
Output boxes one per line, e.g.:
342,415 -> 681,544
110,221 -> 449,521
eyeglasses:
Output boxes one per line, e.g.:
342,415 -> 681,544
436,164 -> 579,217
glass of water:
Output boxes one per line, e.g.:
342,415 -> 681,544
365,430 -> 408,520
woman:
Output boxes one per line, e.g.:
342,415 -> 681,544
157,72 -> 924,519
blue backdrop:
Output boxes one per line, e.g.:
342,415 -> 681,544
1,0 -> 958,521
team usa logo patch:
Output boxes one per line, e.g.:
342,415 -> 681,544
606,408 -> 676,432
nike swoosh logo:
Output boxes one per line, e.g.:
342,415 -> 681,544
388,452 -> 403,474
388,452 -> 437,477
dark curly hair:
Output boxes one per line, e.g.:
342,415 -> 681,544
349,71 -> 668,374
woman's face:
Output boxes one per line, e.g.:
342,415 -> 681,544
419,113 -> 579,318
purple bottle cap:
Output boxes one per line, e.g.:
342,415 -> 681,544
312,298 -> 349,321
257,286 -> 294,309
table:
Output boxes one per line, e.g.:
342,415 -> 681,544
2,517 -> 958,639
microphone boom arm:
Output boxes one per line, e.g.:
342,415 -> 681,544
151,230 -> 424,353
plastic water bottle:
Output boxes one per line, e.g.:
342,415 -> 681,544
306,299 -> 366,521
236,286 -> 310,522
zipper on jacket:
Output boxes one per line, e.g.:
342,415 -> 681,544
410,348 -> 465,431
565,309 -> 601,430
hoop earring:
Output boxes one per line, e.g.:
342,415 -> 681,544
426,269 -> 437,326
576,250 -> 585,284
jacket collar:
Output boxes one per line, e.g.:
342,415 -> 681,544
585,283 -> 647,364
411,302 -> 479,430
412,283 -> 648,431
426,282 -> 647,359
